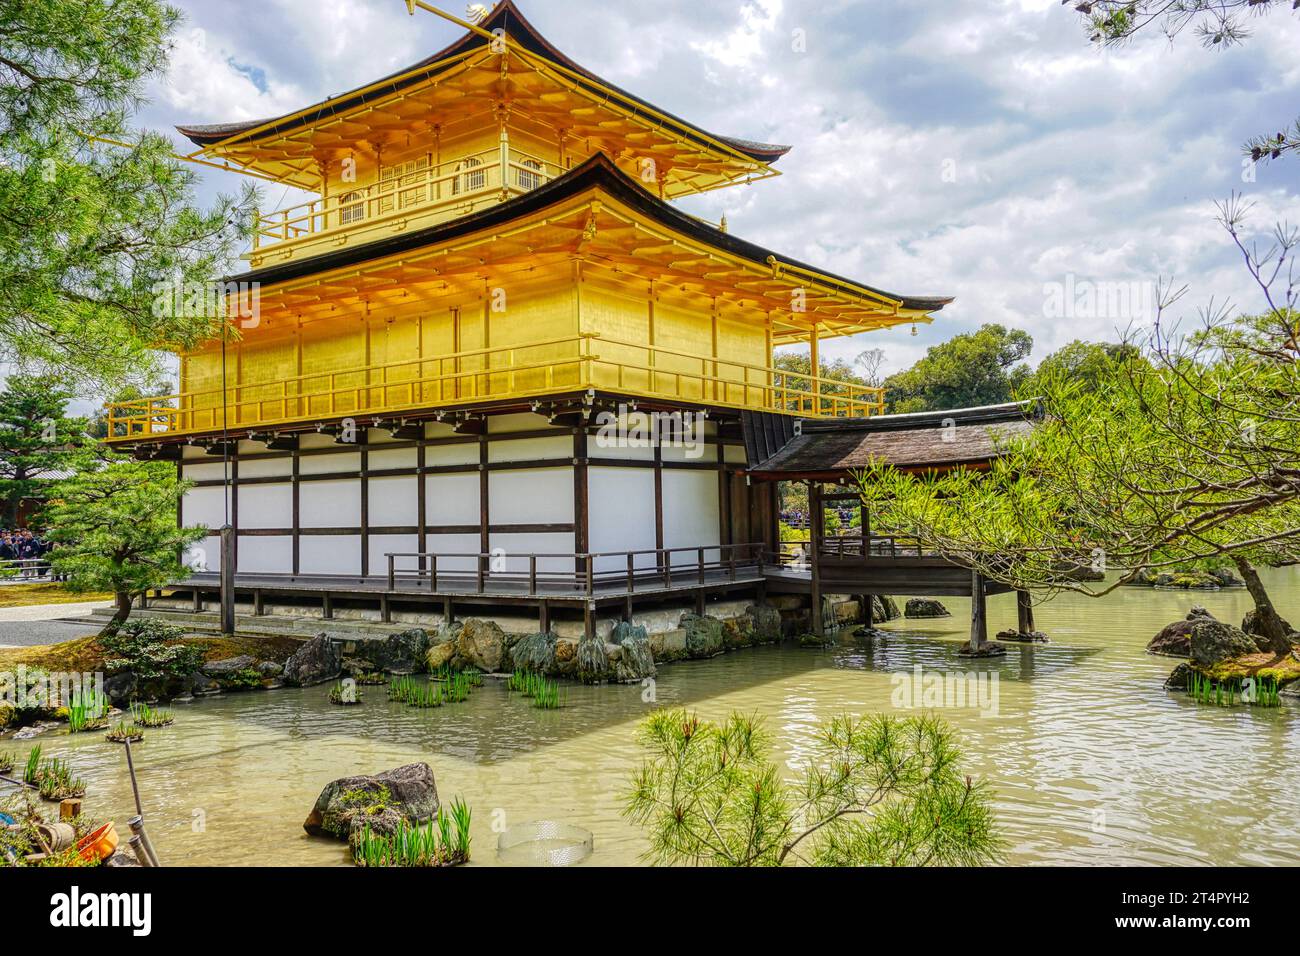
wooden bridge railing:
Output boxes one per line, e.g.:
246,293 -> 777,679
384,542 -> 767,597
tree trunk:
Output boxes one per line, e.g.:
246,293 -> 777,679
99,591 -> 133,638
1231,556 -> 1292,656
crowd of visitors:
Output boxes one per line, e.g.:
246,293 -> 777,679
0,529 -> 53,576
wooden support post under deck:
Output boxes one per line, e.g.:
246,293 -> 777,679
809,480 -> 824,635
1016,589 -> 1035,634
192,589 -> 202,613
442,597 -> 452,626
322,592 -> 333,620
863,594 -> 873,629
969,571 -> 988,649
380,594 -> 391,624
253,589 -> 264,616
583,602 -> 595,642
539,600 -> 550,633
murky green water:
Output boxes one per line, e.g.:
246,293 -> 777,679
17,569 -> 1300,866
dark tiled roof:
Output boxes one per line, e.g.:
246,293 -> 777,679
176,1 -> 791,164
747,400 -> 1041,477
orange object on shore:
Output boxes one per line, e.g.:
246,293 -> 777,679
77,821 -> 119,862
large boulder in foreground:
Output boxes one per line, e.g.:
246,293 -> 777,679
1189,621 -> 1257,668
456,619 -> 505,672
303,763 -> 439,839
283,634 -> 341,686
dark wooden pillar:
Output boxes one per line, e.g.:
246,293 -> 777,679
972,572 -> 987,647
809,480 -> 824,635
219,525 -> 236,635
1016,589 -> 1035,634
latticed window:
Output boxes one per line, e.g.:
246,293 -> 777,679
453,156 -> 485,194
516,157 -> 543,190
339,191 -> 365,225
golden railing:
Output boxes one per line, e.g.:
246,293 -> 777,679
103,333 -> 885,440
252,147 -> 565,251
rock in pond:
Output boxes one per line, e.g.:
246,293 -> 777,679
1189,621 -> 1257,668
283,633 -> 342,687
871,595 -> 901,622
510,630 -> 557,673
354,628 -> 431,673
576,633 -> 609,683
1147,606 -> 1220,657
905,598 -> 950,619
201,655 -> 256,677
680,613 -> 724,658
304,762 -> 439,839
456,619 -> 506,672
609,621 -> 656,683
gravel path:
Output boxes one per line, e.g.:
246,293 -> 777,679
0,600 -> 109,648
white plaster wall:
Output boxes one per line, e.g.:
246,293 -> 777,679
182,486 -> 228,528
419,532 -> 481,572
425,442 -> 479,466
587,410 -> 679,462
425,473 -> 478,525
298,535 -> 362,574
239,457 -> 293,478
662,470 -> 721,555
181,461 -> 230,482
368,446 -> 418,470
238,535 -> 293,573
487,532 -> 576,575
588,466 -> 657,570
488,468 -> 573,524
488,434 -> 571,463
299,450 -> 360,475
368,533 -> 420,576
185,535 -> 221,572
300,479 -> 361,527
238,483 -> 293,529
368,476 -> 418,526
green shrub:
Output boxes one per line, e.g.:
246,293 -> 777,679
100,619 -> 203,681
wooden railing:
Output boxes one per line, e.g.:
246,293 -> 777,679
384,543 -> 767,597
103,333 -> 885,440
252,148 -> 564,252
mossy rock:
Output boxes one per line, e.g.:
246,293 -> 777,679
1194,652 -> 1300,686
680,614 -> 724,658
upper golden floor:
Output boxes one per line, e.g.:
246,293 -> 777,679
178,1 -> 788,267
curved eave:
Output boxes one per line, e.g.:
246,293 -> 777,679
229,152 -> 951,319
176,1 -> 790,167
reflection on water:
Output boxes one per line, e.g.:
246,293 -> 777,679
23,569 -> 1300,866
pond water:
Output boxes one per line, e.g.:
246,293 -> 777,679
19,568 -> 1300,867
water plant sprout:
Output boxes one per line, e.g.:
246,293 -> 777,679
352,797 -> 472,868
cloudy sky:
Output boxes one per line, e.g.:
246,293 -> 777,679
137,0 -> 1300,376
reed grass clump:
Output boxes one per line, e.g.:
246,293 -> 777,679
354,671 -> 387,686
507,669 -> 565,709
35,756 -> 85,801
129,702 -> 174,727
352,797 -> 472,868
66,689 -> 108,733
328,682 -> 364,706
407,683 -> 443,708
0,752 -> 13,774
1186,670 -> 1282,708
105,721 -> 144,743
